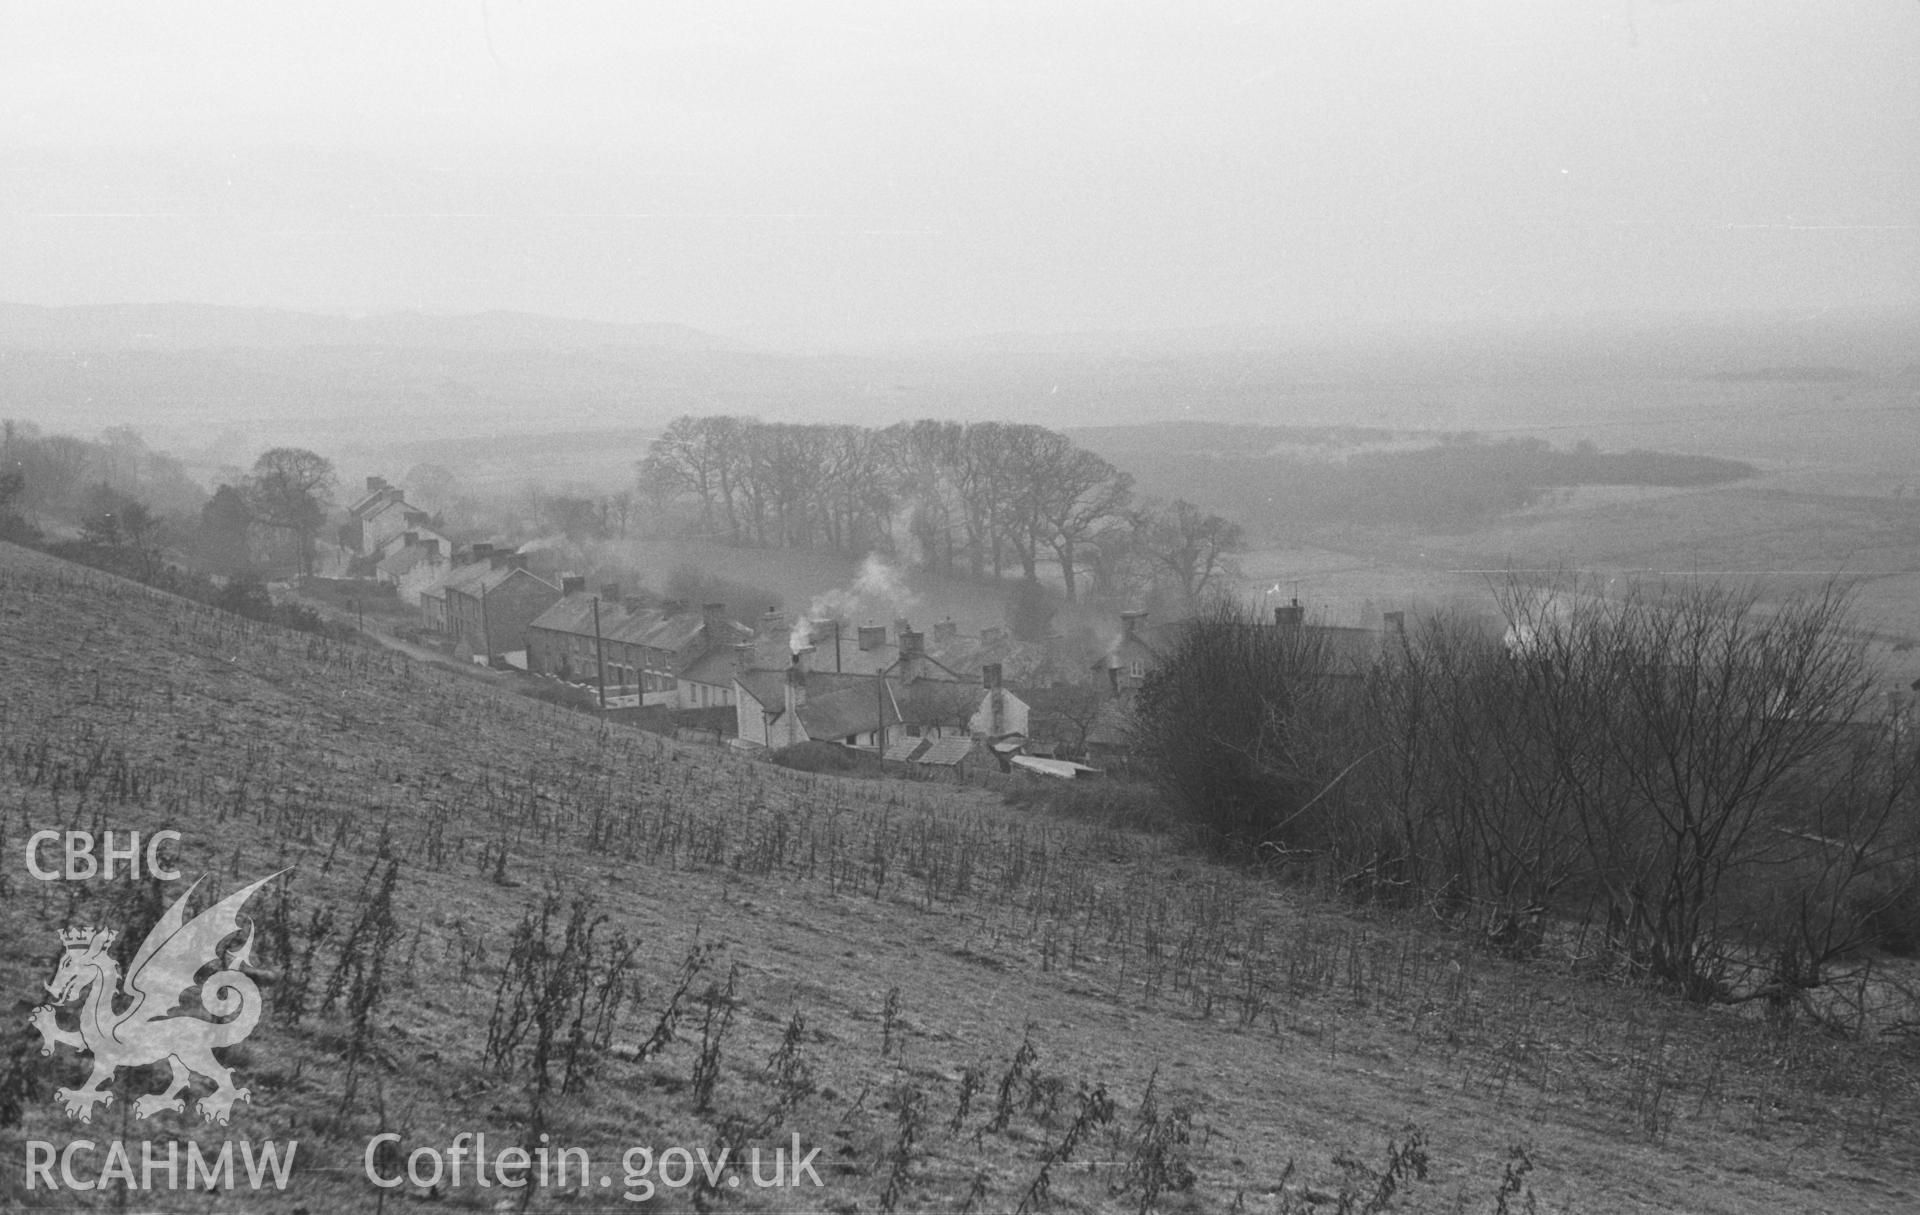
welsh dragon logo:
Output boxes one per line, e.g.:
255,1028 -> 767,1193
28,871 -> 283,1125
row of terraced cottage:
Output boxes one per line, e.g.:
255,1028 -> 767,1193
393,532 -> 1402,777
522,580 -> 1053,776
397,541 -> 1094,776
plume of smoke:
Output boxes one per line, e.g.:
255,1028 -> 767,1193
790,554 -> 921,653
1502,584 -> 1574,660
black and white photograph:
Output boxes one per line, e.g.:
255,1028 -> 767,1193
3,3 -> 1918,1210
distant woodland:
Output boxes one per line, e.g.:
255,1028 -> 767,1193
636,416 -> 1242,608
1095,432 -> 1756,535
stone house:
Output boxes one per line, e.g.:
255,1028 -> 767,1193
431,551 -> 561,661
525,588 -> 757,708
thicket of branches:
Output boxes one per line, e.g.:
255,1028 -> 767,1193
1134,580 -> 1920,1011
638,416 -> 1242,605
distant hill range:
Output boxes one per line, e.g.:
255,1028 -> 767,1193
1,301 -> 1913,466
0,302 -> 740,353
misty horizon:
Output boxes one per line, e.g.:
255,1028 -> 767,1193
4,3 -> 1915,348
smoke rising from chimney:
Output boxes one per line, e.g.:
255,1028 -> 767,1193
790,554 -> 920,654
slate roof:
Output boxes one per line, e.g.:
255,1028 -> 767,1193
735,669 -> 881,710
347,486 -> 403,517
796,637 -> 963,681
913,737 -> 978,767
797,685 -> 903,742
528,599 -> 756,664
679,648 -> 743,688
431,563 -> 557,600
377,545 -> 444,578
883,737 -> 930,763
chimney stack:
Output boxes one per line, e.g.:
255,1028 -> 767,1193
760,607 -> 786,635
899,629 -> 924,658
893,617 -> 913,643
600,582 -> 621,601
562,575 -> 587,595
1274,602 -> 1304,631
366,475 -> 386,493
858,624 -> 887,652
784,652 -> 808,718
402,530 -> 418,546
702,602 -> 728,642
1120,610 -> 1147,639
933,618 -> 958,642
981,662 -> 1002,690
489,551 -> 511,570
424,539 -> 441,558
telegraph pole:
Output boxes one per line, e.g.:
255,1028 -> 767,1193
592,596 -> 607,710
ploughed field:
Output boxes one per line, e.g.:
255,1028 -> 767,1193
1,540 -> 1915,1213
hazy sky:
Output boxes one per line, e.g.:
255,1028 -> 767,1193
2,2 -> 1915,345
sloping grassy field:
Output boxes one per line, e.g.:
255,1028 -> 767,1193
1,541 -> 1916,1213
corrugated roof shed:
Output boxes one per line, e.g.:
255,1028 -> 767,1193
1011,755 -> 1102,779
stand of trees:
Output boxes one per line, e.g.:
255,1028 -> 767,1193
638,415 -> 1243,607
2,421 -> 207,538
1,421 -> 345,582
1134,580 -> 1920,1015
